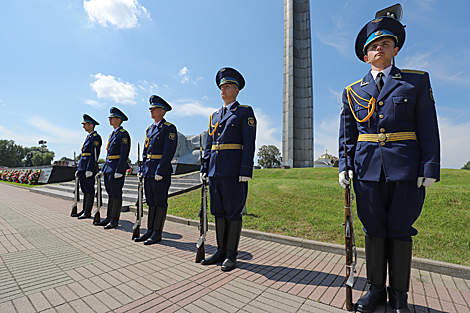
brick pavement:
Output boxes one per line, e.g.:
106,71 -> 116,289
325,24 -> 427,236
0,183 -> 469,312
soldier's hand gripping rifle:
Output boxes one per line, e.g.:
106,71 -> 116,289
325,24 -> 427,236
70,151 -> 79,216
132,143 -> 143,240
195,135 -> 208,263
93,146 -> 102,224
343,126 -> 357,311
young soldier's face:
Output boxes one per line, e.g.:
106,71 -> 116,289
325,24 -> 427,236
364,37 -> 399,67
82,122 -> 94,133
220,83 -> 239,102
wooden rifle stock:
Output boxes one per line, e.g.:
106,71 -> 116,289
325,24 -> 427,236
195,135 -> 207,263
345,182 -> 354,311
93,146 -> 102,224
71,151 -> 79,216
132,143 -> 143,240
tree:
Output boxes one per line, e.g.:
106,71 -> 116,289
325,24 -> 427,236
462,161 -> 470,170
0,139 -> 25,167
257,145 -> 282,168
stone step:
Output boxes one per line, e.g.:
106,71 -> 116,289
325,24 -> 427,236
28,171 -> 202,208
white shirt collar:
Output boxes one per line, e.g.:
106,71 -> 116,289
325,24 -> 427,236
371,65 -> 392,81
224,101 -> 236,111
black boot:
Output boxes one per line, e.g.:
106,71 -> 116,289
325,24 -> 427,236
78,194 -> 93,219
94,197 -> 113,226
356,236 -> 387,313
144,206 -> 167,245
221,220 -> 242,272
105,198 -> 122,229
134,206 -> 156,242
201,218 -> 227,265
388,239 -> 413,313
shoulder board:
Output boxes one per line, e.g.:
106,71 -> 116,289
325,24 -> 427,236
238,105 -> 251,108
120,129 -> 126,132
345,79 -> 362,89
401,69 -> 426,75
164,122 -> 172,126
93,133 -> 97,136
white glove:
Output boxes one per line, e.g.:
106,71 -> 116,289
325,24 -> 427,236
155,174 -> 163,181
75,171 -> 78,178
339,170 -> 354,189
239,176 -> 251,182
114,173 -> 123,179
85,171 -> 93,178
417,177 -> 436,188
95,171 -> 103,179
137,172 -> 143,179
200,173 -> 208,183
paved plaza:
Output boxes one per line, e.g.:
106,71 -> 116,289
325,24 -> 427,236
0,183 -> 469,312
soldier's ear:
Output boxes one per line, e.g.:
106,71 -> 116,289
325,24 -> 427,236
393,46 -> 400,57
363,54 -> 370,64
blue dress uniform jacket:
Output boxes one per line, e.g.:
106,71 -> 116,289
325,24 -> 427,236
339,66 -> 440,183
102,126 -> 131,175
141,119 -> 178,178
203,102 -> 256,178
78,131 -> 102,173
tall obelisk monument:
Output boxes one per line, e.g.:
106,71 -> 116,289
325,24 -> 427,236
283,0 -> 314,168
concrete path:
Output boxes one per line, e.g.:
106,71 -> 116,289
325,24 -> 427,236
0,183 -> 469,312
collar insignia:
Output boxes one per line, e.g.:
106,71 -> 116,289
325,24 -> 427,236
361,81 -> 370,87
392,73 -> 402,79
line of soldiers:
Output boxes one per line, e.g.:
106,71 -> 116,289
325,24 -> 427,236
72,67 -> 257,273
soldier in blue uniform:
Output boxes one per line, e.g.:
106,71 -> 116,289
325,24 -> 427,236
134,95 -> 178,245
72,114 -> 102,219
94,107 -> 131,229
200,67 -> 257,272
338,14 -> 440,313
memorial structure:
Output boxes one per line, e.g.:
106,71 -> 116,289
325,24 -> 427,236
282,0 -> 314,168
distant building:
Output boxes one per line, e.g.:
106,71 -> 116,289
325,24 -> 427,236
313,150 -> 339,168
53,158 -> 75,167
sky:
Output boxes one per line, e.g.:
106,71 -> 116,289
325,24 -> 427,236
0,0 -> 469,169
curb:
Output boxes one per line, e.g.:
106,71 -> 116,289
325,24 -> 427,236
159,212 -> 470,280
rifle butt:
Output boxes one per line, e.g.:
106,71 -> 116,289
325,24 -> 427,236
93,211 -> 100,224
346,286 -> 353,311
195,244 -> 205,263
132,225 -> 140,240
70,204 -> 77,216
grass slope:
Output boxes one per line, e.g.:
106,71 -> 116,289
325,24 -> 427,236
168,167 -> 470,266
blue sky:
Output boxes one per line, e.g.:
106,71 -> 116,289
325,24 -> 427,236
0,0 -> 469,169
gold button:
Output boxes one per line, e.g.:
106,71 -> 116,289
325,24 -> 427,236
379,101 -> 384,106
379,114 -> 384,119
404,99 -> 408,102
380,128 -> 385,133
218,133 -> 220,136
380,142 -> 385,146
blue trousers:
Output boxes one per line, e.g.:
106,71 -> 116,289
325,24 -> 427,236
78,171 -> 95,195
144,171 -> 171,208
104,173 -> 125,200
353,173 -> 425,241
209,176 -> 247,221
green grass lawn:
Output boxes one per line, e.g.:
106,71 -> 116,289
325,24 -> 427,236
168,167 -> 470,266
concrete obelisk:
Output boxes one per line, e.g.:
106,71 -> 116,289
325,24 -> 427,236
282,0 -> 314,168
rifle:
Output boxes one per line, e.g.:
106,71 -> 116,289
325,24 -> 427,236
343,125 -> 357,311
70,151 -> 79,216
132,143 -> 143,240
93,146 -> 102,224
195,134 -> 207,263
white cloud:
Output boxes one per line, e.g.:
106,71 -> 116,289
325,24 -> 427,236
171,99 -> 217,117
437,116 -> 470,169
90,73 -> 137,105
178,67 -> 190,84
26,118 -> 85,144
83,0 -> 150,29
314,114 -> 340,160
137,81 -> 158,94
253,107 -> 281,151
84,99 -> 104,108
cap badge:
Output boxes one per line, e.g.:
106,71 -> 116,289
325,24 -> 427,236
375,30 -> 383,36
372,18 -> 383,23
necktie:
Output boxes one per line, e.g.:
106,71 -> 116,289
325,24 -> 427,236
222,106 -> 227,118
377,72 -> 384,93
